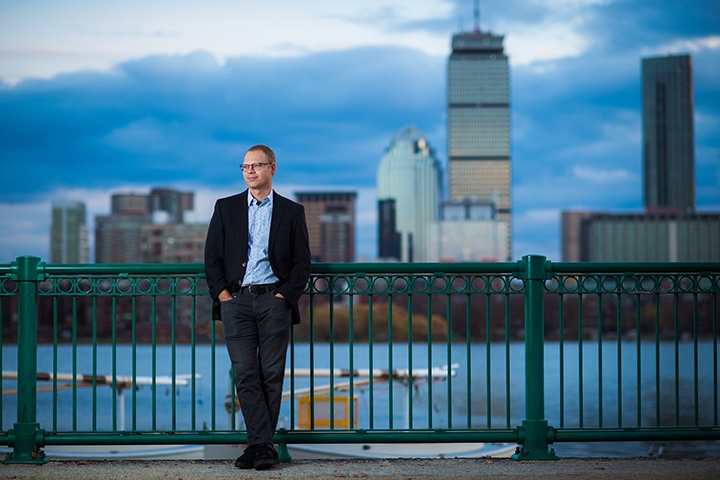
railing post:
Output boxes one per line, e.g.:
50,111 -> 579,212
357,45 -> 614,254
512,254 -> 558,460
4,256 -> 47,464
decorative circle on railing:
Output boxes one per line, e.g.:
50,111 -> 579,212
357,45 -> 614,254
135,278 -> 151,294
620,275 -> 637,293
639,276 -> 655,292
698,275 -> 714,292
77,278 -> 92,293
38,280 -> 52,293
155,278 -> 172,294
330,276 -> 351,294
1,279 -> 18,294
601,276 -> 618,293
370,276 -> 390,294
350,276 -> 370,294
545,277 -> 560,292
471,276 -> 486,292
309,276 -> 330,294
97,279 -> 110,293
392,276 -> 409,293
176,278 -> 193,294
580,276 -> 599,292
117,279 -> 132,294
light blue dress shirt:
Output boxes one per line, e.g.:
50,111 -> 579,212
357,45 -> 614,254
242,191 -> 280,286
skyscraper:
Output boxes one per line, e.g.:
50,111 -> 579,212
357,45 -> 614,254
378,199 -> 401,261
642,54 -> 695,213
561,54 -> 719,262
95,188 -> 195,263
447,25 -> 512,260
50,200 -> 89,263
377,126 -> 442,262
295,192 -> 357,262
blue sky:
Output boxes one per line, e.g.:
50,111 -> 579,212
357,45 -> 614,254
1,0 -> 719,262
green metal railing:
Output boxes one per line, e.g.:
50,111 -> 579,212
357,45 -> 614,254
0,255 -> 718,463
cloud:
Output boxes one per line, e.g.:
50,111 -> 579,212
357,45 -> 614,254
1,0 -> 719,263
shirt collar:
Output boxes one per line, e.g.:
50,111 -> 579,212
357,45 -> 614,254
247,189 -> 274,207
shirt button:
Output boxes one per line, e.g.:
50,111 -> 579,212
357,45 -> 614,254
242,262 -> 247,267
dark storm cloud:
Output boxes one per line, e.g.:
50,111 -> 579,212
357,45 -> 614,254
0,47 -> 445,203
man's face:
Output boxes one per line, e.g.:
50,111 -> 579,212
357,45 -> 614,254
242,149 -> 276,191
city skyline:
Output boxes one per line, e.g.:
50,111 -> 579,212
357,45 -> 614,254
1,1 -> 719,262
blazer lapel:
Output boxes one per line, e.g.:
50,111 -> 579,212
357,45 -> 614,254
269,192 -> 286,253
236,190 -> 249,251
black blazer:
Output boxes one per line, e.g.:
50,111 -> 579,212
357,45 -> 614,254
204,190 -> 312,324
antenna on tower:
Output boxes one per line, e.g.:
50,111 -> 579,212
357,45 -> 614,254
473,0 -> 480,32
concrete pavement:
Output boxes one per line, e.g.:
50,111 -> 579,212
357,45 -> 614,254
1,457 -> 719,479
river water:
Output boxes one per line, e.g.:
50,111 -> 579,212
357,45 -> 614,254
2,341 -> 718,458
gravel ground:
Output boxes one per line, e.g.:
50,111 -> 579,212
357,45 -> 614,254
1,457 -> 719,479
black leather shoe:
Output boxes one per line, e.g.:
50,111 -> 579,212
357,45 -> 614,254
253,444 -> 279,470
234,445 -> 259,469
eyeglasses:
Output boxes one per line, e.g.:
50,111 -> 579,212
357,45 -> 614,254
239,162 -> 272,172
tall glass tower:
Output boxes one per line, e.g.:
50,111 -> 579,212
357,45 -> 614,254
377,126 -> 442,262
447,27 -> 512,259
50,200 -> 89,263
642,54 -> 694,213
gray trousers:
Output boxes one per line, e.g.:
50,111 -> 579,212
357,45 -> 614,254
221,291 -> 291,445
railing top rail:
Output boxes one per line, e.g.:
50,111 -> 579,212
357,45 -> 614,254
3,257 -> 720,277
550,261 -> 720,274
2,260 -> 523,277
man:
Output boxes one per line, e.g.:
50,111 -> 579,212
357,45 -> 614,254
204,144 -> 311,470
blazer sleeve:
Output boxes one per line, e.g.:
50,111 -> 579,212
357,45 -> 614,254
204,200 -> 229,301
275,203 -> 312,306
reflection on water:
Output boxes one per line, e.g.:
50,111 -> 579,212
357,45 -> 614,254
2,341 -> 718,457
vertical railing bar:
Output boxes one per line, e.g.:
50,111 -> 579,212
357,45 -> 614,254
407,289 -> 413,430
578,293 -> 584,429
210,295 -> 217,430
190,293 -> 197,431
463,281 -> 471,429
616,292 -> 622,428
559,292 -> 565,429
309,292 -> 315,428
445,292 -> 452,431
53,296 -> 59,430
329,286 -> 335,429
131,296 -> 138,430
349,292 -> 355,429
92,295 -> 98,431
426,292 -> 433,429
693,291 -> 699,426
368,293 -> 374,430
635,293 -> 642,427
504,291 -> 511,429
485,292 -> 491,429
713,288 -> 718,426
597,292 -> 603,428
72,296 -> 78,430
674,290 -> 680,426
151,293 -> 157,431
171,292 -> 177,431
289,313 -> 295,432
388,294 -> 394,430
655,293 -> 661,426
111,296 -> 118,431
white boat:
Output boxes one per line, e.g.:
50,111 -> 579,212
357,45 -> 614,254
2,370 -> 204,460
287,441 -> 516,459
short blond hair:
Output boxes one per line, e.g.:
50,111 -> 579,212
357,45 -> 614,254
247,144 -> 276,164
